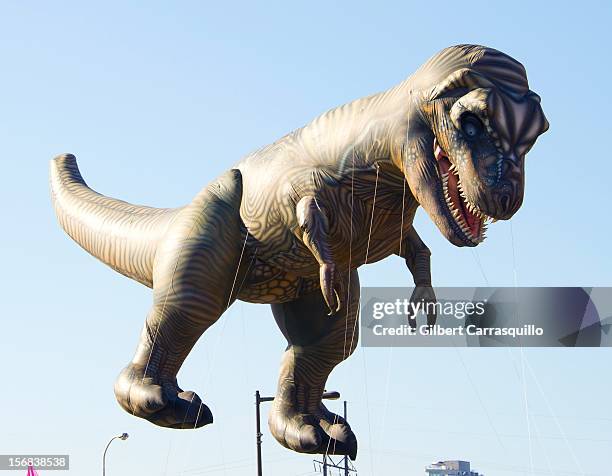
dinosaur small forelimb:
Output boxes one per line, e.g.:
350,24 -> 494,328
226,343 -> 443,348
401,226 -> 432,286
406,249 -> 432,287
296,196 -> 344,315
400,226 -> 437,326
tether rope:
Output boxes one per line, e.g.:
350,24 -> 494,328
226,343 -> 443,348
182,235 -> 255,476
509,221 -> 535,476
323,146 -> 379,476
139,218 -> 200,415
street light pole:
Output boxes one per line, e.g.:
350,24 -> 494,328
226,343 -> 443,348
102,433 -> 129,476
256,391 -> 261,476
255,391 -> 266,476
255,390 -> 340,476
313,400 -> 355,476
343,401 -> 348,476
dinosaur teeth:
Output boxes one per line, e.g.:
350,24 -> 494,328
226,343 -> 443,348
435,137 -> 491,245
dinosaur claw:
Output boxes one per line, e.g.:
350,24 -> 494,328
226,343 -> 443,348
114,362 -> 213,430
149,392 -> 213,429
334,289 -> 342,314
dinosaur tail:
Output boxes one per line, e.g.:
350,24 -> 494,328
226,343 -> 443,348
50,154 -> 180,288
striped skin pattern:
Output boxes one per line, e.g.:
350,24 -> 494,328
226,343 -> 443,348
49,155 -> 179,287
50,45 -> 548,458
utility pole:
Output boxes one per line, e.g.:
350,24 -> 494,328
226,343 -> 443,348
343,401 -> 349,476
255,391 -> 262,476
255,391 -> 273,476
256,390 -> 340,476
313,400 -> 357,476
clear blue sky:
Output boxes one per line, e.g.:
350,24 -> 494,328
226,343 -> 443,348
1,1 -> 611,475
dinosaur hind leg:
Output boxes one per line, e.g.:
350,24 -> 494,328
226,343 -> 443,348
114,169 -> 250,429
269,269 -> 360,459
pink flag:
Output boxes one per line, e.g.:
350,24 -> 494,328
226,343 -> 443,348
26,465 -> 38,476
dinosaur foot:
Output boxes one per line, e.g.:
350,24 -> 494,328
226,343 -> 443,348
269,401 -> 357,460
114,362 -> 213,429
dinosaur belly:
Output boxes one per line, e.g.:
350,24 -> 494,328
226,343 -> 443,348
237,258 -> 319,304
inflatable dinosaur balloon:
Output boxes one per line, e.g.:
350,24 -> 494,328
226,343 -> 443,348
50,44 -> 548,459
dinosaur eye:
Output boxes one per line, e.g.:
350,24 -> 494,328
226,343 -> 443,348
461,113 -> 483,139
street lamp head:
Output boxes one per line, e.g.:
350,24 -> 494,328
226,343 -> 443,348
118,433 -> 129,440
322,391 -> 340,400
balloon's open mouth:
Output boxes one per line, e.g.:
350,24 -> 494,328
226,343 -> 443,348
433,138 -> 494,245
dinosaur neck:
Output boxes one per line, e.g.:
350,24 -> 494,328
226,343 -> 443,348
297,80 -> 415,173
350,80 -> 419,172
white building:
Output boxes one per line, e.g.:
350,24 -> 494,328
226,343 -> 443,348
425,460 -> 483,476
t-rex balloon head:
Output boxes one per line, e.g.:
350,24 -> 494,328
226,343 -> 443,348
403,44 -> 549,246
